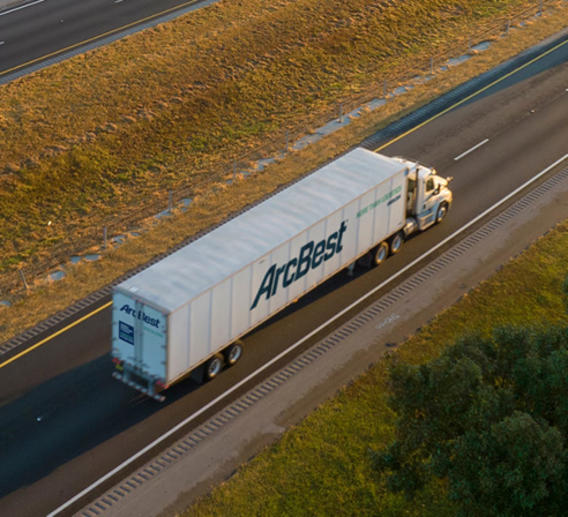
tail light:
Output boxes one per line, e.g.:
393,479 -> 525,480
154,379 -> 166,391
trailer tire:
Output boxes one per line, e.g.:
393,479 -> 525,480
436,202 -> 448,224
204,355 -> 224,381
224,341 -> 243,366
373,241 -> 389,266
389,232 -> 404,255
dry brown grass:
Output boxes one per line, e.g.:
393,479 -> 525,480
1,0 -> 562,276
1,0 -> 568,342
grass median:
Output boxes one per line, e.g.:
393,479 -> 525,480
1,0 -> 566,278
184,222 -> 568,516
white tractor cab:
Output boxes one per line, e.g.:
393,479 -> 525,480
391,156 -> 453,236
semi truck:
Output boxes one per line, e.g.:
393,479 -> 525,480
111,147 -> 452,400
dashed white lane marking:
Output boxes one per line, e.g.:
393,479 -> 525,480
454,138 -> 490,161
0,0 -> 44,17
0,41 -> 5,46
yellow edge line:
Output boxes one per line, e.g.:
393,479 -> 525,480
2,33 -> 567,367
374,36 -> 568,152
0,300 -> 113,369
0,0 -> 201,78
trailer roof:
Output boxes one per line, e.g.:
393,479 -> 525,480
117,148 -> 407,312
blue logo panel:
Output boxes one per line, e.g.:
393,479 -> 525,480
119,321 -> 134,345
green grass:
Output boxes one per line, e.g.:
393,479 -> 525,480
185,224 -> 568,516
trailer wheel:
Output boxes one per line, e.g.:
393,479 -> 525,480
224,341 -> 243,366
436,202 -> 448,224
373,241 -> 389,266
204,355 -> 223,381
389,232 -> 404,255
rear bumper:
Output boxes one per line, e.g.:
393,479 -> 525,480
112,368 -> 166,402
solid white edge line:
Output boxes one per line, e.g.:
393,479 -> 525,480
454,138 -> 490,161
0,0 -> 44,17
48,152 -> 568,517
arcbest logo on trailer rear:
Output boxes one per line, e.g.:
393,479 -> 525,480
119,304 -> 161,329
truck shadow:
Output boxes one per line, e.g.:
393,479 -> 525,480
0,353 -> 199,498
0,249 -> 388,498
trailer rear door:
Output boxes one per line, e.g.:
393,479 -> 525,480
112,291 -> 167,380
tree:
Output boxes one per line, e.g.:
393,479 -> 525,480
563,273 -> 568,312
373,326 -> 568,516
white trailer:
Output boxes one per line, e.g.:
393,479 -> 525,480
111,147 -> 452,400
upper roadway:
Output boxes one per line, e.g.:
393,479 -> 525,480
0,0 -> 213,80
0,30 -> 567,517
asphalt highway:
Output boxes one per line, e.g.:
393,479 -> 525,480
0,0 -> 212,78
0,35 -> 567,517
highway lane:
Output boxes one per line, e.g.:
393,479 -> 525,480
0,0 -> 211,77
0,40 -> 567,516
387,60 -> 568,219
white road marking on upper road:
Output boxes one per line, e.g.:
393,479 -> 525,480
114,0 -> 124,3
0,0 -> 44,17
0,41 -> 5,46
454,138 -> 490,161
47,152 -> 568,517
